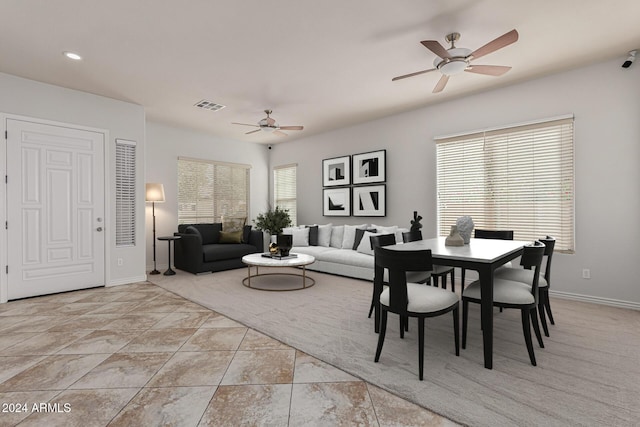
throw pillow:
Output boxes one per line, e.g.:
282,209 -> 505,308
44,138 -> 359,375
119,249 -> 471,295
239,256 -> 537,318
352,228 -> 377,250
356,231 -> 383,256
242,225 -> 251,243
317,223 -> 333,247
330,225 -> 344,248
219,230 -> 243,243
222,216 -> 246,233
307,225 -> 319,246
290,227 -> 310,247
341,224 -> 367,249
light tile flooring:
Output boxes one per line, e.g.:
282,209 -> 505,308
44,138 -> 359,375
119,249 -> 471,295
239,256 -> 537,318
0,282 -> 458,426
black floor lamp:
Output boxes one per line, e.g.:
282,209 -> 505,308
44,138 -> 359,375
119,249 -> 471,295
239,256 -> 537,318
146,183 -> 165,275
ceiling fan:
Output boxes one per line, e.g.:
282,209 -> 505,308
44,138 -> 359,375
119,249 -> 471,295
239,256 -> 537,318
392,29 -> 519,93
232,109 -> 304,137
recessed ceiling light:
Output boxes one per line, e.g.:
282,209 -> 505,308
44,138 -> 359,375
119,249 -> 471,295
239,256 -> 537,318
63,51 -> 82,61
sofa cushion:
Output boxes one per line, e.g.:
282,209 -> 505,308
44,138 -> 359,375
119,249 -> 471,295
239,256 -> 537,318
184,225 -> 202,238
320,248 -> 374,269
222,216 -> 246,233
203,243 -> 256,262
242,225 -> 252,243
353,228 -> 376,250
342,224 -> 367,249
307,225 -> 319,246
291,227 -> 310,246
191,223 -> 221,244
356,231 -> 384,255
219,230 -> 243,244
330,225 -> 344,248
317,224 -> 332,247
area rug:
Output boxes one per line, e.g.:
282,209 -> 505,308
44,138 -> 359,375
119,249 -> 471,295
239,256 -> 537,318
150,268 -> 640,427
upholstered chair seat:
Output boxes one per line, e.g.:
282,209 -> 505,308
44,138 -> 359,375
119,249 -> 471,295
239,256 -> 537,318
462,279 -> 536,305
380,282 -> 460,313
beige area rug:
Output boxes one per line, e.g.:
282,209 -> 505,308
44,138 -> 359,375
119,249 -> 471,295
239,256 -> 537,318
150,267 -> 640,427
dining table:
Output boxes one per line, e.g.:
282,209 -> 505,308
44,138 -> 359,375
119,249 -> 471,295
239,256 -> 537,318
376,236 -> 530,369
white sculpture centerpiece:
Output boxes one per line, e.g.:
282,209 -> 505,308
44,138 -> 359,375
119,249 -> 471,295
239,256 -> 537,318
456,216 -> 474,244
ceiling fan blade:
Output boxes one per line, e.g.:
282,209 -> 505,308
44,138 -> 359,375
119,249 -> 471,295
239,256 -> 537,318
279,126 -> 303,131
245,129 -> 261,135
232,122 -> 259,128
469,29 -> 518,60
420,40 -> 452,59
273,130 -> 288,137
392,68 -> 437,81
465,65 -> 512,76
433,74 -> 450,93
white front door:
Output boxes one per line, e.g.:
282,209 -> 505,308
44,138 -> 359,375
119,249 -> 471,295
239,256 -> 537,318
6,119 -> 105,300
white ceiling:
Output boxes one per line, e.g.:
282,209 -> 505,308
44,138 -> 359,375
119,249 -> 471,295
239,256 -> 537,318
1,0 -> 639,144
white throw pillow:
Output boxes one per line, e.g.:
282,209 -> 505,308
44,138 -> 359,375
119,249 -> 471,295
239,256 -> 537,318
330,225 -> 344,248
356,231 -> 383,256
342,224 -> 367,249
290,227 -> 310,247
317,223 -> 333,247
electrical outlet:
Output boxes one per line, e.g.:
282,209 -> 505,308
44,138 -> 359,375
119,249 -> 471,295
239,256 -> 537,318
117,258 -> 123,266
582,269 -> 591,279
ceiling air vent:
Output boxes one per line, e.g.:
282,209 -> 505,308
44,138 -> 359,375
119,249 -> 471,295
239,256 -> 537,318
194,100 -> 226,111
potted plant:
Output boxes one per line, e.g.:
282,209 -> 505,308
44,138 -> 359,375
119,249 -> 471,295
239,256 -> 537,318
253,206 -> 292,245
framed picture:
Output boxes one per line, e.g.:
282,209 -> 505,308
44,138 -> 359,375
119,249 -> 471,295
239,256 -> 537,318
322,156 -> 350,187
352,149 -> 386,185
323,187 -> 351,216
353,185 -> 386,217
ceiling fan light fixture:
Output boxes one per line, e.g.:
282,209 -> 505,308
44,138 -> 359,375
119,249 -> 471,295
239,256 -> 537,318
438,58 -> 469,75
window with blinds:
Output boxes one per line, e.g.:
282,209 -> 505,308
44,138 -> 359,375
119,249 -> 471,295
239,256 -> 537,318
436,116 -> 574,252
274,164 -> 297,226
177,157 -> 250,224
115,139 -> 136,246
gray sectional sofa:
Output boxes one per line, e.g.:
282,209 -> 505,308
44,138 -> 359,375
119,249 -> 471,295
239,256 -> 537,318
285,223 -> 409,281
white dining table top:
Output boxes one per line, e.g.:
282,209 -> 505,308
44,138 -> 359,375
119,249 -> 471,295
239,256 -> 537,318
388,237 -> 531,264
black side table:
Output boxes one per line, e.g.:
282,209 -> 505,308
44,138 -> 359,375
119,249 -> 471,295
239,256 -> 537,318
157,236 -> 181,276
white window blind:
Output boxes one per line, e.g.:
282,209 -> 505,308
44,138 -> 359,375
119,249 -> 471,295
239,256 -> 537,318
436,117 -> 574,252
115,139 -> 136,246
177,157 -> 250,224
274,164 -> 297,226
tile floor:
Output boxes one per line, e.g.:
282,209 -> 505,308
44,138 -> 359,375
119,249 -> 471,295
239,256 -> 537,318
0,282 -> 458,426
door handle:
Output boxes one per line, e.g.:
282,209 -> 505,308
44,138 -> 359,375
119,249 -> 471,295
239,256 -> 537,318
96,227 -> 103,232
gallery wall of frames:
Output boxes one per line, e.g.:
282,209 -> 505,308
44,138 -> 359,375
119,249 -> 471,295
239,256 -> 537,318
322,149 -> 386,217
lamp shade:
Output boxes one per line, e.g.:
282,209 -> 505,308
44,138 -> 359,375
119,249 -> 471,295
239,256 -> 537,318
145,183 -> 165,202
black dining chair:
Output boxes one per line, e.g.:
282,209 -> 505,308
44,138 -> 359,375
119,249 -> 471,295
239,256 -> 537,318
374,246 -> 460,380
461,229 -> 515,293
462,241 -> 545,366
368,234 -> 431,319
402,230 -> 456,292
495,236 -> 556,336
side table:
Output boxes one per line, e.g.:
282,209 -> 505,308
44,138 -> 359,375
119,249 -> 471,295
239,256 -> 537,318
157,236 -> 181,276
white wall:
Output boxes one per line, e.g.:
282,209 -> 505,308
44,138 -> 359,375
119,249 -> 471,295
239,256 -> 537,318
0,72 -> 147,298
145,122 -> 270,270
269,58 -> 640,306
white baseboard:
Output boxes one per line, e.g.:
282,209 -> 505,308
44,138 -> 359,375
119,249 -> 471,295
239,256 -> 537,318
107,275 -> 148,287
549,290 -> 640,310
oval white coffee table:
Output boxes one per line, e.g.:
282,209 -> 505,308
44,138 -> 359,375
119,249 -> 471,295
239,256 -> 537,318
241,253 -> 316,291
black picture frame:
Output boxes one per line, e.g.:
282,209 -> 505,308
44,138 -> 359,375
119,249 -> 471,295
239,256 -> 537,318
322,155 -> 351,187
352,149 -> 386,185
323,187 -> 351,216
353,184 -> 386,217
